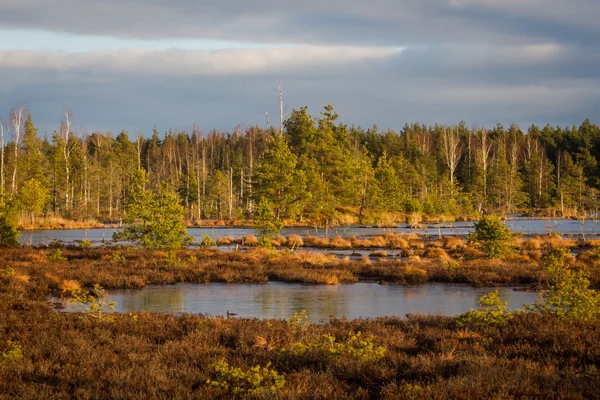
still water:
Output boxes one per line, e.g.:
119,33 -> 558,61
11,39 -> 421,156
92,283 -> 537,322
20,218 -> 600,246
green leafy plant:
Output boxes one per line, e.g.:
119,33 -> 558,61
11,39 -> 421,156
287,309 -> 309,330
1,266 -> 15,278
79,239 -> 93,249
0,214 -> 20,247
164,250 -> 186,267
279,331 -> 386,362
48,248 -> 67,262
69,284 -> 116,321
526,247 -> 600,321
110,250 -> 126,263
206,358 -> 285,396
457,290 -> 513,328
200,233 -> 216,248
1,340 -> 23,361
468,216 -> 512,257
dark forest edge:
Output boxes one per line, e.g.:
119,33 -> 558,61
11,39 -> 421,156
1,104 -> 599,231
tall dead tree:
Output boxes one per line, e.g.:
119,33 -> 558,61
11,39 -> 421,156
440,126 -> 462,193
9,104 -> 25,199
478,128 -> 493,203
0,120 -> 5,204
277,81 -> 284,134
60,107 -> 74,211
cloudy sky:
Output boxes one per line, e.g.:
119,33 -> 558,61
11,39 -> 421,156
0,0 -> 598,135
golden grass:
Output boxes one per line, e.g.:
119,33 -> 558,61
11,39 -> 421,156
286,234 -> 304,247
216,236 -> 234,245
424,247 -> 450,260
444,237 -> 466,250
330,236 -> 352,249
241,235 -> 259,247
19,216 -> 103,230
60,279 -> 81,295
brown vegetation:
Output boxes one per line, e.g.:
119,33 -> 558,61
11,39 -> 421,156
2,244 -> 599,289
1,265 -> 599,399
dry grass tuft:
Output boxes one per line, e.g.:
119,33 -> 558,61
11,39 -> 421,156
241,235 -> 259,247
60,279 -> 81,295
216,237 -> 234,245
286,234 -> 304,247
444,237 -> 466,251
330,236 -> 352,249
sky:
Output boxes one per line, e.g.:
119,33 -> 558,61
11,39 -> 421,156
0,0 -> 599,136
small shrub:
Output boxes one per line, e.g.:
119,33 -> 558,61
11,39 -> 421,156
1,266 -> 15,278
206,358 -> 285,396
110,250 -> 126,263
457,290 -> 513,328
1,340 -> 23,361
69,284 -> 116,321
281,331 -> 386,362
0,215 -> 20,247
526,247 -> 600,321
79,239 -> 93,249
288,309 -> 309,330
164,250 -> 186,267
48,248 -> 67,262
469,216 -> 512,257
257,235 -> 273,248
200,233 -> 216,248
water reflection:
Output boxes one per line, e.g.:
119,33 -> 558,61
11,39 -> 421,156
86,283 -> 537,322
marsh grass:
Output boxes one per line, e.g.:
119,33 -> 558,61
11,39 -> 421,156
1,270 -> 599,399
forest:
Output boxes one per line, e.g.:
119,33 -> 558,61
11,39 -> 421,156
1,104 -> 599,227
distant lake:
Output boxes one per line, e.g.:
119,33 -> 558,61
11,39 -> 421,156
21,218 -> 600,246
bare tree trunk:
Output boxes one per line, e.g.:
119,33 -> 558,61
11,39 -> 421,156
0,123 -> 5,204
277,81 -> 284,134
10,105 -> 25,199
479,128 -> 492,204
228,167 -> 233,219
136,132 -> 143,170
441,126 -> 462,194
62,107 -> 73,212
247,129 -> 254,213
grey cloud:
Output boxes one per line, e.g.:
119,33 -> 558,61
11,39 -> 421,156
1,43 -> 598,135
1,0 -> 597,46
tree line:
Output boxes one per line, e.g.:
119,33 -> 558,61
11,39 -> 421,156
1,103 -> 599,225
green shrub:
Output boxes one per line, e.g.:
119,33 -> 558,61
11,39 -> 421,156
79,239 -> 93,249
1,340 -> 23,361
457,290 -> 513,328
200,233 -> 216,248
110,250 -> 126,263
69,284 -> 116,321
280,331 -> 386,362
49,248 -> 67,262
526,247 -> 600,321
206,358 -> 285,396
469,216 -> 512,257
0,215 -> 20,247
164,250 -> 186,267
1,266 -> 15,278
